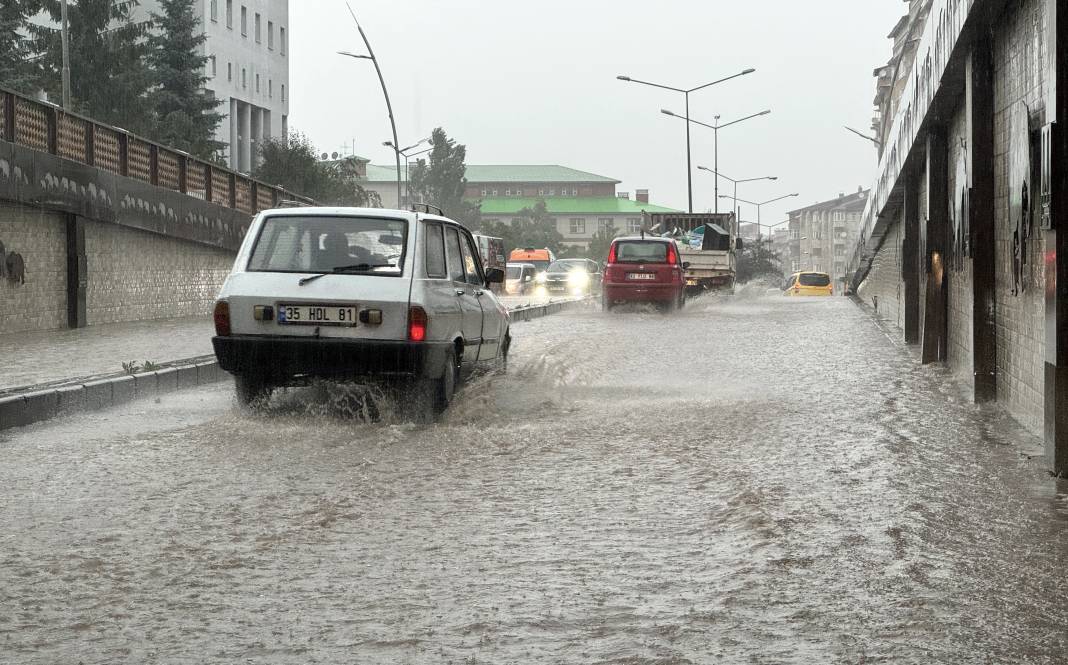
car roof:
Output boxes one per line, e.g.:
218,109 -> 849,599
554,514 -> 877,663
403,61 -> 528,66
258,206 -> 458,226
612,235 -> 673,244
798,270 -> 830,276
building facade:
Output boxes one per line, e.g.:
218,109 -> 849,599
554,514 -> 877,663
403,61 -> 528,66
847,0 -> 1068,474
785,189 -> 869,289
360,165 -> 679,249
135,0 -> 291,173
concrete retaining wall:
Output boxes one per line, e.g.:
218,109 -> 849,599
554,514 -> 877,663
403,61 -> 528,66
0,202 -> 68,334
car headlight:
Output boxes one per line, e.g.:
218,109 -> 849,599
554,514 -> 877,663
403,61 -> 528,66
567,271 -> 590,286
536,272 -> 547,283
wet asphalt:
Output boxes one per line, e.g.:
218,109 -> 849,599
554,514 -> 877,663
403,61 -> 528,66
2,295 -> 1067,664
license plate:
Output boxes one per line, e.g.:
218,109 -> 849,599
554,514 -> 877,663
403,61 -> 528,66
277,304 -> 357,326
627,273 -> 656,281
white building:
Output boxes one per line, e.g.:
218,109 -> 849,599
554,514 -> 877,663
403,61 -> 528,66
135,0 -> 290,172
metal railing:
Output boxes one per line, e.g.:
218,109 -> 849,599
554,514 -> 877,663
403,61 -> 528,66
0,86 -> 312,214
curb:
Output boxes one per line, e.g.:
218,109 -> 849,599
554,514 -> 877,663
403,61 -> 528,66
0,359 -> 227,433
0,298 -> 590,433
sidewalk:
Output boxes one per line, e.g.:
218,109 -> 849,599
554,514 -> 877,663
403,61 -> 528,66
0,317 -> 215,392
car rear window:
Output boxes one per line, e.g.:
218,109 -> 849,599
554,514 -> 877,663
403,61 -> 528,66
799,273 -> 831,287
248,215 -> 407,276
548,260 -> 585,272
613,241 -> 668,263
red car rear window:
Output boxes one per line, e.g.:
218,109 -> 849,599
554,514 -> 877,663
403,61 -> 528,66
612,241 -> 668,263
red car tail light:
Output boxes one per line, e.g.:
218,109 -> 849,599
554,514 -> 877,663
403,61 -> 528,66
607,243 -> 617,263
408,306 -> 428,342
666,243 -> 678,265
213,301 -> 231,336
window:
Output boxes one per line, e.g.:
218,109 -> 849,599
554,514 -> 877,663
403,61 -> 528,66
572,188 -> 578,196
628,219 -> 642,234
792,261 -> 800,272
480,189 -> 487,197
255,13 -> 261,42
268,21 -> 274,49
614,241 -> 668,263
424,223 -> 446,278
504,189 -> 511,196
209,55 -> 216,76
538,189 -> 544,196
281,84 -> 285,102
242,68 -> 246,88
445,227 -> 465,282
460,233 -> 484,285
569,218 -> 586,234
210,0 -> 218,21
247,216 -> 406,276
549,188 -> 556,196
227,62 -> 232,81
255,73 -> 260,93
268,79 -> 272,98
280,27 -> 287,55
598,218 -> 614,231
226,0 -> 232,28
491,190 -> 498,196
241,5 -> 247,36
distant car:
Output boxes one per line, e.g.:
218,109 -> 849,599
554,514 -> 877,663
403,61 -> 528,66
601,236 -> 687,311
508,248 -> 555,276
783,271 -> 834,296
540,258 -> 602,296
211,206 -> 510,414
505,262 -> 537,295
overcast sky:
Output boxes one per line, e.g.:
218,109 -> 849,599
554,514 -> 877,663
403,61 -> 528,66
290,1 -> 903,225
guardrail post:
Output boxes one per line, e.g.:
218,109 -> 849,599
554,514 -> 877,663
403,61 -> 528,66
118,132 -> 128,177
46,106 -> 57,155
85,122 -> 95,166
178,154 -> 187,194
228,172 -> 236,208
2,92 -> 13,142
149,144 -> 159,186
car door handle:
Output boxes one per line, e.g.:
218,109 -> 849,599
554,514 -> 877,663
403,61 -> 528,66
455,289 -> 467,296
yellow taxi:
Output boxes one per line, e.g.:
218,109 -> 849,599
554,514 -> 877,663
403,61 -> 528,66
783,271 -> 834,296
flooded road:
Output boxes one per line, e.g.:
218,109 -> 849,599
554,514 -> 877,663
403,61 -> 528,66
2,296 -> 1068,663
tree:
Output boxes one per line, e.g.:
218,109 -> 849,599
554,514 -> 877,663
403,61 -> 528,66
408,127 -> 481,227
0,1 -> 41,95
586,221 -> 620,263
146,0 -> 224,160
255,131 -> 379,207
30,0 -> 152,134
480,200 -> 564,258
736,234 -> 782,283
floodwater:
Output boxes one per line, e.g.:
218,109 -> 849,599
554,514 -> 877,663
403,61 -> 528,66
2,296 -> 1068,663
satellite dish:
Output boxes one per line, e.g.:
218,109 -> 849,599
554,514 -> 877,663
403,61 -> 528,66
321,152 -> 329,160
331,152 -> 339,159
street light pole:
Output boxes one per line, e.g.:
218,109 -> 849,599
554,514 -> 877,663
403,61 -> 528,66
696,166 -> 776,224
617,68 -> 756,213
721,192 -> 799,235
662,109 -> 771,212
341,3 -> 401,208
385,138 -> 430,206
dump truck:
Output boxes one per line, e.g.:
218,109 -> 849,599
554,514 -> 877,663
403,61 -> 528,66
642,212 -> 739,294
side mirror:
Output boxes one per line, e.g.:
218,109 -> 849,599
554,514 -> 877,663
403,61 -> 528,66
682,261 -> 691,269
485,267 -> 506,284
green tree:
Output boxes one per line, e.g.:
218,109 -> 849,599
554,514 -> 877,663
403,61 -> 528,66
408,127 -> 481,226
586,221 -> 620,263
481,200 -> 564,257
146,0 -> 224,159
0,1 -> 42,95
256,131 -> 379,207
31,0 -> 152,133
736,235 -> 782,283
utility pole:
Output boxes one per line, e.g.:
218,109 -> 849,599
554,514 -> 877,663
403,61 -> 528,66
61,0 -> 71,110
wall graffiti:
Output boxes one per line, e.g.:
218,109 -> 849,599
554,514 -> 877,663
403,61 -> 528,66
1009,102 -> 1033,296
0,239 -> 26,286
951,138 -> 970,272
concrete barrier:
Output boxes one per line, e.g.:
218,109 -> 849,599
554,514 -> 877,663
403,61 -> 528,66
0,298 -> 591,432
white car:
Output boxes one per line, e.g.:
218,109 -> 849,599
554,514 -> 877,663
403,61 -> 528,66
211,206 -> 511,413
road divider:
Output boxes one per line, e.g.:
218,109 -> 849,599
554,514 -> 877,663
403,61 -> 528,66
0,297 -> 591,432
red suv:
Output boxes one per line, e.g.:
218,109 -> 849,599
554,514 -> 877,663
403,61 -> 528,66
602,237 -> 687,311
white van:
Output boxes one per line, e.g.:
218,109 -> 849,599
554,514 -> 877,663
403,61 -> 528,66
211,207 -> 510,412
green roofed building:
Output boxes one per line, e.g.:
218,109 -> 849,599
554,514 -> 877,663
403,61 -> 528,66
360,163 -> 680,250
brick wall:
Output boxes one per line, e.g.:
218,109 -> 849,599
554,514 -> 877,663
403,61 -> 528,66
991,0 -> 1047,432
857,211 -> 904,330
945,101 -> 974,381
85,220 -> 234,326
0,202 -> 68,334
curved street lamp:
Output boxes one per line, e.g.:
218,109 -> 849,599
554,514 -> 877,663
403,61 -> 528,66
339,3 -> 401,207
617,68 -> 756,213
697,166 -> 777,221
